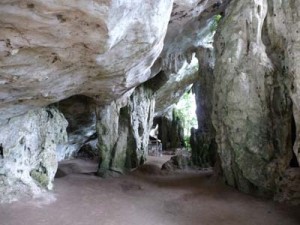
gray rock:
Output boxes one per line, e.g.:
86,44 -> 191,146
212,0 -> 300,201
0,0 -> 173,125
162,151 -> 191,171
0,0 -> 298,206
154,111 -> 185,150
274,168 -> 300,205
0,108 -> 67,203
96,85 -> 155,176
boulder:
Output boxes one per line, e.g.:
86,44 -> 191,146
162,151 -> 191,171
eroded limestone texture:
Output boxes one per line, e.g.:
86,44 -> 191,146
153,0 -> 230,115
0,0 -> 173,124
96,85 -> 155,176
0,108 -> 67,203
275,168 -> 300,205
264,0 -> 300,167
213,0 -> 300,201
0,0 -> 298,206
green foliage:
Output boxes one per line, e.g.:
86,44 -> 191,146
210,14 -> 222,32
174,91 -> 198,149
183,136 -> 191,149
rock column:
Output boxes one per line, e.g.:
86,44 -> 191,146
96,85 -> 155,176
191,47 -> 217,167
213,0 -> 299,201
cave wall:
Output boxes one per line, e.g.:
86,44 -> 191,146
96,85 -> 155,176
0,108 -> 67,203
213,0 -> 300,202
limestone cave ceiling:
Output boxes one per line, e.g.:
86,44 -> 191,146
0,0 -> 229,124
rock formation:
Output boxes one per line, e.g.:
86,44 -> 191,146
0,0 -> 298,205
96,85 -> 155,176
212,0 -> 300,202
0,108 -> 67,202
0,0 -> 173,124
55,95 -> 97,160
190,47 -> 217,168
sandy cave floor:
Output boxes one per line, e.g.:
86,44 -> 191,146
0,155 -> 299,225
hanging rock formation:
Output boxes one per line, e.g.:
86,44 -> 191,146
154,110 -> 185,151
0,0 -> 173,125
0,0 -> 173,202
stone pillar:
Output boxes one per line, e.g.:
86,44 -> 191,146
96,85 -> 155,176
213,0 -> 298,200
190,47 -> 217,167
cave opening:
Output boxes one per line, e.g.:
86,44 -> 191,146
290,114 -> 299,167
53,94 -> 99,179
154,88 -> 198,152
174,88 -> 198,149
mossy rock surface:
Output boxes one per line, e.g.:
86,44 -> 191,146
30,170 -> 49,188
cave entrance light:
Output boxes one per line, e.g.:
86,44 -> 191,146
174,89 -> 198,148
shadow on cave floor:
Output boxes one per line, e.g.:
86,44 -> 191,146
0,156 -> 299,225
55,158 -> 99,178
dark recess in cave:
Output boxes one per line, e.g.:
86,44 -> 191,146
290,114 -> 299,167
53,95 -> 96,134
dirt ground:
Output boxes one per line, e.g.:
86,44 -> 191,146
0,156 -> 299,225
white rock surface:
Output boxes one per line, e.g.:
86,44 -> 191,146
160,0 -> 228,74
0,0 -> 173,124
154,0 -> 229,114
0,108 -> 67,203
